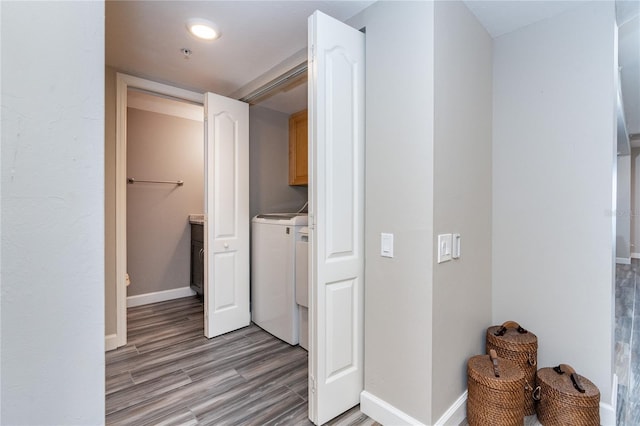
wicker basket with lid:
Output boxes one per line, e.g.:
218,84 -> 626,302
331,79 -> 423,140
467,350 -> 525,426
535,364 -> 600,426
486,320 -> 538,415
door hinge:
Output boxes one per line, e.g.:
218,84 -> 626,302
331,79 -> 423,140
310,45 -> 315,63
310,376 -> 316,394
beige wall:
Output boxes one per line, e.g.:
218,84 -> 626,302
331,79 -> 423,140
432,1 -> 493,421
493,1 -> 615,403
249,105 -> 307,219
350,2 -> 491,423
126,106 -> 204,296
105,66 -> 117,335
350,2 -> 436,423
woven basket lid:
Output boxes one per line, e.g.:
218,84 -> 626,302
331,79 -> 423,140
537,367 -> 600,406
487,322 -> 537,351
468,354 -> 524,391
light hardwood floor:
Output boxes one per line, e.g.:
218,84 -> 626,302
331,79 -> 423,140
106,296 -> 377,425
616,261 -> 640,425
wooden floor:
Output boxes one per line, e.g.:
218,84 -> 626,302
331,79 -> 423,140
106,296 -> 377,425
616,261 -> 640,426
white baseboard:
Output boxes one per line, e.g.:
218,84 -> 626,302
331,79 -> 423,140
599,373 -> 618,426
105,333 -> 118,352
611,373 -> 618,412
361,386 -> 610,425
127,286 -> 196,308
435,391 -> 467,426
360,391 -> 426,426
617,257 -> 631,265
631,252 -> 640,259
600,402 -> 616,426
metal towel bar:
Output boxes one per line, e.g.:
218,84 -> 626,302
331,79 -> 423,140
127,178 -> 184,186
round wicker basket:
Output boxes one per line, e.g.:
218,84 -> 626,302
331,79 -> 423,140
467,351 -> 525,426
535,365 -> 600,426
486,321 -> 538,415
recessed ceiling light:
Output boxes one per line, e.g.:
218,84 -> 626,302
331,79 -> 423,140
186,18 -> 220,41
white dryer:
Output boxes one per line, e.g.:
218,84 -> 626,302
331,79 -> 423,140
251,213 -> 308,345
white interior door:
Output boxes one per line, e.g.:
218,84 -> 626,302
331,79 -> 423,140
204,92 -> 250,338
308,11 -> 365,425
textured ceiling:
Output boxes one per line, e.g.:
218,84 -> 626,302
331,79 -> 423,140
106,1 -> 373,100
107,1 -> 639,125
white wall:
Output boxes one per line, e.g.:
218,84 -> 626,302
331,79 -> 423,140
1,2 -> 105,424
432,1 -> 493,421
493,1 -> 616,406
249,105 -> 307,219
349,2 -> 436,423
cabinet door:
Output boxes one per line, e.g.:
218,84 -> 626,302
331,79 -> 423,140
289,109 -> 308,186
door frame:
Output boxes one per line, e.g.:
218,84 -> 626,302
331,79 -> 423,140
113,73 -> 204,347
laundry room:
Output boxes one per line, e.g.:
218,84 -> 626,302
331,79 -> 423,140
102,1 -> 341,422
248,101 -> 308,220
103,0 -> 368,422
111,72 -> 309,306
248,89 -> 311,350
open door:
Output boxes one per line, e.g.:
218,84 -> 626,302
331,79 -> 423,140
204,92 -> 250,338
308,11 -> 365,425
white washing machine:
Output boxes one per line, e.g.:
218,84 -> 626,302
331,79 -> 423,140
251,213 -> 308,345
295,226 -> 309,351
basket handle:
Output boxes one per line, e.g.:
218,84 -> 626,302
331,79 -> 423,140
494,320 -> 528,336
532,386 -> 541,401
489,349 -> 500,377
553,364 -> 586,393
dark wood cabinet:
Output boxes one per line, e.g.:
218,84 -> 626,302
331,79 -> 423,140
190,223 -> 204,296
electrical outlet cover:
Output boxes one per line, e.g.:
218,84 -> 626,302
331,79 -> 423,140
381,233 -> 394,258
438,234 -> 452,263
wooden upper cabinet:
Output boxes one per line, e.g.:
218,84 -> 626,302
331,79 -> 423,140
289,109 -> 308,186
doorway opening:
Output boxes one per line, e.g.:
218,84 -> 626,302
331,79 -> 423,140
112,74 -> 205,348
107,9 -> 366,423
125,89 -> 204,308
107,71 -> 362,423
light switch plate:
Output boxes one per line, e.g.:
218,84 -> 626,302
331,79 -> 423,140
381,233 -> 394,258
452,233 -> 461,259
438,233 -> 452,263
